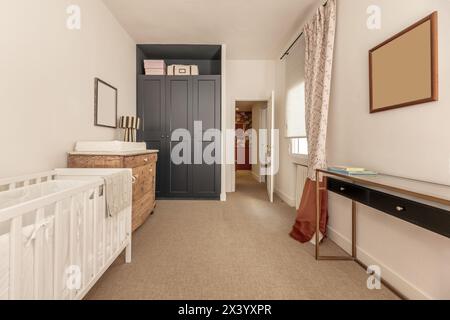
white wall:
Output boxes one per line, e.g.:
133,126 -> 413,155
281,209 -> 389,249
225,60 -> 275,192
0,0 -> 136,178
273,0 -> 317,208
327,0 -> 450,299
274,59 -> 298,207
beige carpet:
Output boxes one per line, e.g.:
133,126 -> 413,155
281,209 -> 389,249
86,171 -> 398,300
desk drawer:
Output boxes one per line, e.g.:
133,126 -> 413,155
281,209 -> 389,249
328,178 -> 370,205
369,190 -> 450,238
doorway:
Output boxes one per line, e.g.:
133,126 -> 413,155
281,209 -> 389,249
234,100 -> 269,197
235,106 -> 252,172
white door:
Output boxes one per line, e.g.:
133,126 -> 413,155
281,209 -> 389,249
266,91 -> 275,203
259,108 -> 267,184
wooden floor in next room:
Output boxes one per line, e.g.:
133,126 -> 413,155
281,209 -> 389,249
86,171 -> 397,300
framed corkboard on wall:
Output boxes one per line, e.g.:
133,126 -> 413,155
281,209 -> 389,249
369,12 -> 438,113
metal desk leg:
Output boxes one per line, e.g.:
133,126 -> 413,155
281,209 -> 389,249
315,169 -> 355,261
315,171 -> 320,260
352,201 -> 357,259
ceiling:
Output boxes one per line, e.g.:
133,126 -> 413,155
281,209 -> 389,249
102,0 -> 318,59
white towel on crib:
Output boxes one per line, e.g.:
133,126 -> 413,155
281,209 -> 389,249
102,171 -> 132,217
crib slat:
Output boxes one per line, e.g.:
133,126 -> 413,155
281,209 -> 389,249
68,197 -> 76,300
109,210 -> 113,257
9,216 -> 23,299
53,201 -> 62,299
92,189 -> 98,278
34,208 -> 45,300
81,192 -> 88,289
102,188 -> 106,268
116,212 -> 120,251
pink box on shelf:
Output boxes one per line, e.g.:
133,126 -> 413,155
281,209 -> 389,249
145,68 -> 166,75
144,60 -> 166,69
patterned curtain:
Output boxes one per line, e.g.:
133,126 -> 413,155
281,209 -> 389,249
305,0 -> 337,180
290,0 -> 337,244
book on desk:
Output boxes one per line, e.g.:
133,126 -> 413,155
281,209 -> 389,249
328,166 -> 378,176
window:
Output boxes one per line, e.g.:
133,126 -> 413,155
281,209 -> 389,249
284,36 -> 307,158
290,137 -> 308,156
286,81 -> 306,138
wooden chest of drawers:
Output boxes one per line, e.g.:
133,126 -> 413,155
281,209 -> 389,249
68,151 -> 158,232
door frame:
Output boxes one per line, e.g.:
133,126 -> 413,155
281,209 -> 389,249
231,98 -> 271,193
266,91 -> 275,203
259,106 -> 268,184
220,44 -> 227,201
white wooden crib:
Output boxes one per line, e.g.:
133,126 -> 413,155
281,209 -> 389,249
0,169 -> 132,300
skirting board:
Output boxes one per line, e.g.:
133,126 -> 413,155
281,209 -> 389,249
327,226 -> 432,300
251,171 -> 264,183
274,188 -> 295,207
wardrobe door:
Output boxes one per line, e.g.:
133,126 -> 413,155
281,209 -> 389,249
192,76 -> 221,198
166,77 -> 193,197
137,75 -> 167,197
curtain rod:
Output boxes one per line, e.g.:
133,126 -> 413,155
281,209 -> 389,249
279,0 -> 328,60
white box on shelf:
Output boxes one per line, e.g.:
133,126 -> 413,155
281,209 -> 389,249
167,65 -> 199,76
190,65 -> 199,75
144,60 -> 166,69
145,68 -> 166,75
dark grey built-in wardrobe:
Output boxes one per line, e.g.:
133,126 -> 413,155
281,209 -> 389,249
137,45 -> 222,200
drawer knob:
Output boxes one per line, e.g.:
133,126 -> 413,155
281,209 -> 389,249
144,158 -> 149,162
340,187 -> 346,191
396,206 -> 405,212
132,175 -> 138,184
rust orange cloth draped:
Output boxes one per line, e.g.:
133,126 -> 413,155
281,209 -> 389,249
290,179 -> 328,243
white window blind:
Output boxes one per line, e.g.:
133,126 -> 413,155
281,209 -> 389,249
285,37 -> 306,138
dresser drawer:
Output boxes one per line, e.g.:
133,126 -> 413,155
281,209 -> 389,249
132,191 -> 155,232
328,178 -> 370,205
132,165 -> 154,200
124,153 -> 157,168
369,190 -> 450,238
68,155 -> 123,168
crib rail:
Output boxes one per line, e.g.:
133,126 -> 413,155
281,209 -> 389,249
0,170 -> 132,300
0,180 -> 102,223
0,171 -> 57,191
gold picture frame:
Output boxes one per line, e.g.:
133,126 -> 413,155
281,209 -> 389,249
369,12 -> 438,113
